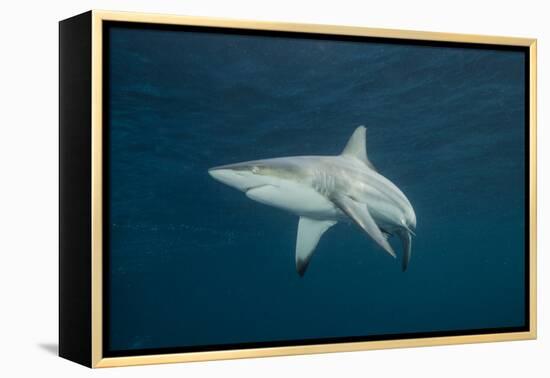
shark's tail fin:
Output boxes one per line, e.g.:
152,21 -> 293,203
399,229 -> 412,271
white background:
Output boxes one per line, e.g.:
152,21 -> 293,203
0,0 -> 547,376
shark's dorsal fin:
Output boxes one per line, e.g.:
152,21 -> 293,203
341,126 -> 377,171
332,193 -> 396,258
295,217 -> 337,276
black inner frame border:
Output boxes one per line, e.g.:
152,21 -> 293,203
102,20 -> 531,358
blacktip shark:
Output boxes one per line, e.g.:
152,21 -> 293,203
208,126 -> 416,276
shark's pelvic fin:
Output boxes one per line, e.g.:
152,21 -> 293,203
332,194 -> 396,258
295,217 -> 337,276
341,125 -> 377,172
399,230 -> 412,271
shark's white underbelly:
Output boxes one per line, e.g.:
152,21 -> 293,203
243,173 -> 404,228
245,180 -> 342,220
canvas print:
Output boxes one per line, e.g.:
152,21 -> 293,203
105,24 -> 528,355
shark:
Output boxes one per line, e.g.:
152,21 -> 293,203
208,126 -> 416,276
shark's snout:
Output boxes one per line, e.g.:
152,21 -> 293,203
208,167 -> 232,182
208,165 -> 263,192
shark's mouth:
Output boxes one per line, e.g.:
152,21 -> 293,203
245,184 -> 273,194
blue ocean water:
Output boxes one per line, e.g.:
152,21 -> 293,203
107,26 -> 526,352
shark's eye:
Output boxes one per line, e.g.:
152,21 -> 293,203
251,166 -> 260,174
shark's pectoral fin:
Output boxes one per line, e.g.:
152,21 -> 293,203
399,230 -> 412,272
332,194 -> 396,258
295,217 -> 336,276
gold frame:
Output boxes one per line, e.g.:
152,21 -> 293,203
89,10 -> 537,368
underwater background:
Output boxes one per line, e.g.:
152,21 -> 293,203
107,25 -> 526,352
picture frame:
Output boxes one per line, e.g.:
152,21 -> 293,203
59,10 -> 537,368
